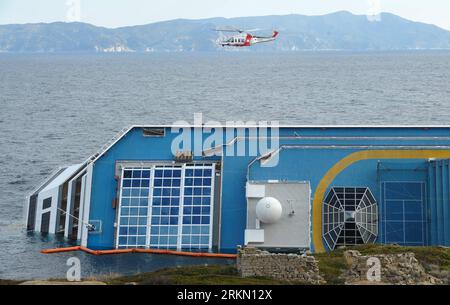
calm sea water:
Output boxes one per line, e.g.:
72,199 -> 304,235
1,51 -> 450,280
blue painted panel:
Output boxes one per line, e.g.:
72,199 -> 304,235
385,183 -> 422,201
385,200 -> 403,221
220,155 -> 251,252
84,126 -> 450,251
428,160 -> 450,246
87,127 -> 221,249
404,201 -> 424,222
385,222 -> 404,244
382,181 -> 426,246
428,163 -> 437,245
248,148 -> 361,252
440,160 -> 449,245
435,163 -> 443,244
405,222 -> 424,244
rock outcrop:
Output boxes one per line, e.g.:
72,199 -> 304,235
340,250 -> 445,285
236,247 -> 325,284
237,247 -> 447,285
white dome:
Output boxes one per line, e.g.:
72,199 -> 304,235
256,197 -> 282,224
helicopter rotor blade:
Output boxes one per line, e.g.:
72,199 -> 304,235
213,28 -> 243,33
244,28 -> 263,32
213,28 -> 264,33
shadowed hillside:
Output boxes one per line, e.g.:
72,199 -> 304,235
1,11 -> 450,52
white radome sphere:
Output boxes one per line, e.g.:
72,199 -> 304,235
256,197 -> 282,224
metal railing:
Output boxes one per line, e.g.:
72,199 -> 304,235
84,126 -> 132,164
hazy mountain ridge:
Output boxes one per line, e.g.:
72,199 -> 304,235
1,11 -> 450,52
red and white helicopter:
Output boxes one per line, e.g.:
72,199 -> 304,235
215,28 -> 279,47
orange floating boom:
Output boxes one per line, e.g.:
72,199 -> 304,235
40,246 -> 237,259
41,246 -> 81,254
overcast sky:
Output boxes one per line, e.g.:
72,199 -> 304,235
1,0 -> 449,30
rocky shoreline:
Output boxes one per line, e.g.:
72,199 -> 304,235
237,247 -> 447,285
1,245 -> 448,285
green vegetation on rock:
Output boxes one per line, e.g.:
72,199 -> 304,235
1,245 -> 448,285
106,265 -> 297,285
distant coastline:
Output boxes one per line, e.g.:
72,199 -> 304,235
1,11 -> 450,53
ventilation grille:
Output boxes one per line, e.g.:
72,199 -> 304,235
323,187 -> 378,250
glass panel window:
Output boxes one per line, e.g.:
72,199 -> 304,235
323,187 -> 378,250
117,164 -> 215,251
117,168 -> 150,249
181,165 -> 214,250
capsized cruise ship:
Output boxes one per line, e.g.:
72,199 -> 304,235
26,125 -> 450,253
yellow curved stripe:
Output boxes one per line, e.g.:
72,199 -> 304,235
312,149 -> 450,253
